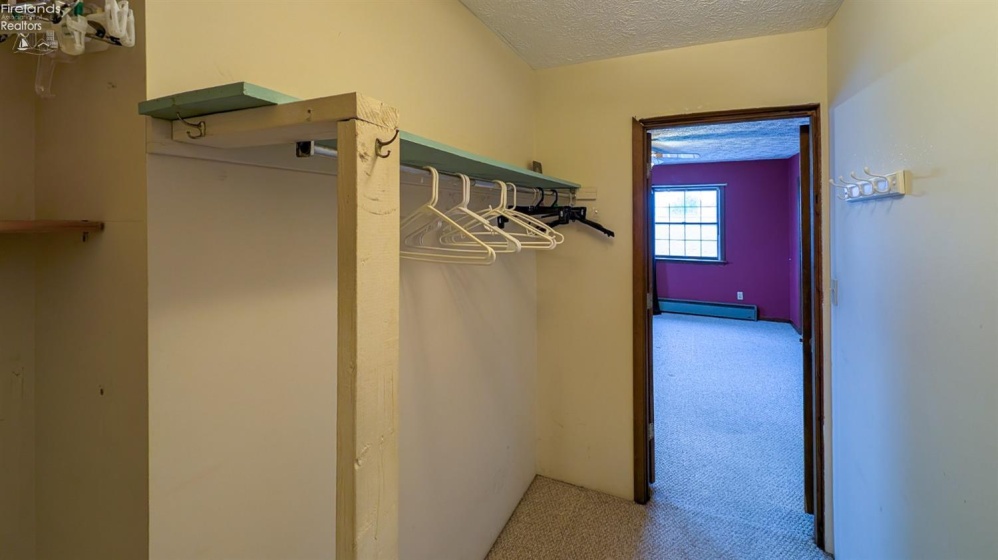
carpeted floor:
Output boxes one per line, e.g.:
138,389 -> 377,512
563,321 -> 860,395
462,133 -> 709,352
487,314 -> 828,559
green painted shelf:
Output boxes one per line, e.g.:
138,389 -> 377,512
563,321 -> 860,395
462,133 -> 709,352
140,83 -> 580,191
138,82 -> 299,120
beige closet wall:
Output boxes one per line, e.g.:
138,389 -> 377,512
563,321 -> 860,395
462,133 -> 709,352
0,54 -> 38,560
827,2 -> 998,558
1,13 -> 147,557
532,27 -> 830,529
398,177 -> 537,560
145,1 -> 537,558
145,147 -> 340,558
31,1 -> 149,557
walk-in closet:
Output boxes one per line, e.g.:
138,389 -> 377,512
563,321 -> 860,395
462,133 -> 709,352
4,1 -> 996,559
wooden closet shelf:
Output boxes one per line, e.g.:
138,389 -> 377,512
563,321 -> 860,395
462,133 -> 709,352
318,132 -> 582,191
140,82 -> 581,191
0,220 -> 105,234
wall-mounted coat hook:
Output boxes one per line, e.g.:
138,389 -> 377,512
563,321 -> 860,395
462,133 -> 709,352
834,168 -> 908,202
176,112 -> 206,139
375,129 -> 400,158
863,167 -> 892,193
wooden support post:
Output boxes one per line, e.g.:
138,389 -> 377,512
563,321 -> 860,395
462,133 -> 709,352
336,118 -> 401,560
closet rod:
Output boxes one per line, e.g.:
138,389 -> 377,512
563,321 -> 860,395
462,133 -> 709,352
298,142 -> 576,200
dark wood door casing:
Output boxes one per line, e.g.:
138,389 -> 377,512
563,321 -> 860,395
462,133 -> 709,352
632,106 -> 825,549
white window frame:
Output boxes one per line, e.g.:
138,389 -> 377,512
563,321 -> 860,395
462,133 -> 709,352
652,184 -> 725,262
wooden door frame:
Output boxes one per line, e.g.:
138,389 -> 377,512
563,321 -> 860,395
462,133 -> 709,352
631,105 -> 826,548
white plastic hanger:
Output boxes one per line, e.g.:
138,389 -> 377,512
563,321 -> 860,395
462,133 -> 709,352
87,0 -> 135,47
505,182 -> 565,246
55,14 -> 88,56
444,181 -> 559,250
438,174 -> 522,253
400,167 -> 495,265
487,181 -> 559,249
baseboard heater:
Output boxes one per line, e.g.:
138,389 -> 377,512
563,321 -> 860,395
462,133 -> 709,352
659,298 -> 758,321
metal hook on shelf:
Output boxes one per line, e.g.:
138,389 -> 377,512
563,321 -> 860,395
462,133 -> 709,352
536,187 -> 548,209
375,128 -> 400,158
176,112 -> 206,140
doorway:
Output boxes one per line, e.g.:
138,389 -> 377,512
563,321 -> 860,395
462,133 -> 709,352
631,106 -> 825,549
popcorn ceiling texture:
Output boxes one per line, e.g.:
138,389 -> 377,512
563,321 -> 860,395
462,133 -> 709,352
652,117 -> 810,164
460,0 -> 842,68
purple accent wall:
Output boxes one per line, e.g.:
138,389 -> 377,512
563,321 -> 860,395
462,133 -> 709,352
653,159 -> 797,322
787,154 -> 802,331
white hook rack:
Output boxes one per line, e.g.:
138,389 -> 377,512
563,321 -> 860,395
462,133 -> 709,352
831,167 -> 908,202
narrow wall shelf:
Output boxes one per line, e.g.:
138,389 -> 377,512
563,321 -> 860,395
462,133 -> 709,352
0,221 -> 105,234
140,82 -> 581,191
324,132 -> 582,191
138,82 -> 299,120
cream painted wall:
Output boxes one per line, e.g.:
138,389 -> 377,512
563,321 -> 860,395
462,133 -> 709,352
399,180 -> 537,560
147,152 -> 339,559
532,28 -> 832,540
827,2 -> 998,558
0,54 -> 37,560
145,150 -> 538,560
145,2 -> 539,558
145,0 -> 536,168
31,1 -> 148,557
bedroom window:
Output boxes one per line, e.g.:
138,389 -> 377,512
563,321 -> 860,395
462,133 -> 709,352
653,185 -> 723,261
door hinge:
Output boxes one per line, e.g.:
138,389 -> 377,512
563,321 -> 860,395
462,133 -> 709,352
646,292 -> 653,310
648,422 -> 654,440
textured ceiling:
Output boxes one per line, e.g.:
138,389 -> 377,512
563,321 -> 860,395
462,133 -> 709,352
460,0 -> 842,68
650,118 -> 809,165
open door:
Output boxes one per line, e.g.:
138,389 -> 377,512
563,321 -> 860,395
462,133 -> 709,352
798,123 -> 825,547
631,119 -> 654,504
799,124 -> 816,517
646,134 -> 656,488
633,107 -> 826,551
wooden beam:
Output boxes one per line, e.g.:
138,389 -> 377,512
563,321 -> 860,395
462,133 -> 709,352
0,220 -> 104,234
336,118 -> 400,560
172,93 -> 399,149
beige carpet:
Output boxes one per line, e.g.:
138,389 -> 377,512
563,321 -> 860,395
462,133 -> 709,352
486,476 -> 651,560
487,316 -> 829,559
486,476 -> 828,559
